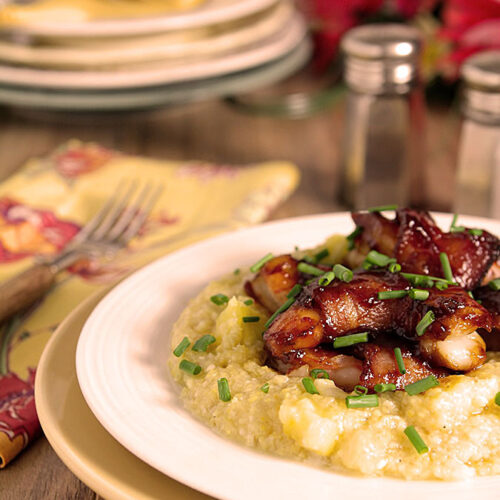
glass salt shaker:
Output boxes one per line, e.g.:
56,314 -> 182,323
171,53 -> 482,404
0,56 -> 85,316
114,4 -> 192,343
454,51 -> 500,218
339,24 -> 424,209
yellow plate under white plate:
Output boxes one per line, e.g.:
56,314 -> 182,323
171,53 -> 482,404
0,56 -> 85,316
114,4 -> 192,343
35,288 -> 212,500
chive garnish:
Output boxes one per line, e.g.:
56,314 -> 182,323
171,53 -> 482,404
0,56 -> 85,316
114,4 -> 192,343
244,299 -> 254,306
469,228 -> 483,236
367,204 -> 398,212
416,310 -> 435,337
242,316 -> 260,323
378,290 -> 408,300
173,337 -> 191,357
394,347 -> 406,374
192,335 -> 216,352
404,375 -> 439,395
450,214 -> 465,233
495,392 -> 500,406
439,252 -> 454,283
365,250 -> 395,268
233,268 -> 240,275
319,271 -> 335,286
302,377 -> 319,395
346,226 -> 363,250
345,394 -> 379,408
287,284 -> 302,298
401,272 -> 454,285
354,385 -> 368,395
260,383 -> 270,393
374,383 -> 397,393
435,282 -> 448,291
362,261 -> 374,270
404,426 -> 429,454
264,297 -> 295,328
217,378 -> 231,402
297,262 -> 324,276
333,332 -> 369,348
179,360 -> 201,375
250,253 -> 274,273
333,264 -> 353,282
210,293 -> 229,305
310,369 -> 330,380
468,291 -> 475,300
388,262 -> 401,273
409,288 -> 430,301
489,278 -> 500,291
313,248 -> 330,263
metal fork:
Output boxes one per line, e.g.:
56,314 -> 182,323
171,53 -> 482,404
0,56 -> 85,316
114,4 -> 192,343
0,180 -> 163,324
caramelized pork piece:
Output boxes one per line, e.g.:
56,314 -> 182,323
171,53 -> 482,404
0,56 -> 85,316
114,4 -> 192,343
349,208 -> 500,290
474,286 -> 500,350
356,341 -> 448,391
246,255 -> 299,312
264,271 -> 492,378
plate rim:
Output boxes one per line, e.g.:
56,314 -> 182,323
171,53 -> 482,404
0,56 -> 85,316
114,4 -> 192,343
75,212 -> 500,500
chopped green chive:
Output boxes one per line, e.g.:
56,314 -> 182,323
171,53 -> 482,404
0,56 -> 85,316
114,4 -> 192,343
173,337 -> 191,357
333,264 -> 353,283
333,332 -> 369,348
233,268 -> 240,275
210,293 -> 229,305
362,261 -> 374,270
192,335 -> 216,352
388,262 -> 401,273
242,316 -> 260,323
260,383 -> 270,393
401,272 -> 454,285
404,375 -> 439,395
217,378 -> 231,401
450,214 -> 465,233
495,392 -> 500,406
244,299 -> 254,306
353,385 -> 368,395
302,377 -> 319,395
439,252 -> 454,283
450,213 -> 458,229
250,253 -> 274,273
367,204 -> 398,212
298,262 -> 324,276
345,394 -> 379,408
287,284 -> 303,298
374,383 -> 397,393
319,271 -> 335,286
346,226 -> 363,250
404,426 -> 429,454
489,278 -> 500,291
409,288 -> 430,301
468,291 -> 475,300
365,250 -> 395,267
378,290 -> 408,300
416,310 -> 435,337
314,248 -> 330,263
435,282 -> 448,291
394,347 -> 406,374
310,369 -> 330,380
469,228 -> 483,236
179,360 -> 201,376
264,297 -> 296,328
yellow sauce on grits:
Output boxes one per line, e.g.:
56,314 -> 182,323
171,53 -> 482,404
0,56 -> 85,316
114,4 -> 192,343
169,236 -> 500,480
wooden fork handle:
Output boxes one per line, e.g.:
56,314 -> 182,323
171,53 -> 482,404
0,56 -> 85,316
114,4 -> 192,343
0,263 -> 57,324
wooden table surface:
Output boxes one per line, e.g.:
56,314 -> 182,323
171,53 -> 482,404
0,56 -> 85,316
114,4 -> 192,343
0,91 -> 459,499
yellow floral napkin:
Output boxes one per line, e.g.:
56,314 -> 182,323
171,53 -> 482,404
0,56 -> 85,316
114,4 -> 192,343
0,140 -> 299,467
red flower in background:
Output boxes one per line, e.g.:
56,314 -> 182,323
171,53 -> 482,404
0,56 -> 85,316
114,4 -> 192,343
439,0 -> 500,79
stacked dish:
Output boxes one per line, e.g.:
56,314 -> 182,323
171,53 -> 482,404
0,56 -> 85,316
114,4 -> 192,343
0,0 -> 310,111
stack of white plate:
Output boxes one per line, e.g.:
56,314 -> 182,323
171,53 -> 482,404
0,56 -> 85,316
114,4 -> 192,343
0,0 -> 311,111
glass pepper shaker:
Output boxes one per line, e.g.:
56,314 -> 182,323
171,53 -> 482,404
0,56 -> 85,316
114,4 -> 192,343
339,24 -> 424,209
454,51 -> 500,218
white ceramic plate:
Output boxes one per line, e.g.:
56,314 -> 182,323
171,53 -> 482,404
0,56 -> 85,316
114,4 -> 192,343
0,13 -> 305,89
0,3 -> 292,68
1,0 -> 279,38
0,39 -> 310,111
76,212 -> 500,500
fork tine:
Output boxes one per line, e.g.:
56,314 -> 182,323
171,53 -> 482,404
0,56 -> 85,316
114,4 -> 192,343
105,181 -> 154,242
65,179 -> 128,249
119,184 -> 164,245
90,180 -> 137,242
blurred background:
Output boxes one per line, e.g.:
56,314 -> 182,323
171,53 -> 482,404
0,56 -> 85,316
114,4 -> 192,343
0,0 -> 499,217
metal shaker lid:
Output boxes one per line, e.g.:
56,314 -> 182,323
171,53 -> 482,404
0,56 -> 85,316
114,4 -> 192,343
461,51 -> 500,90
341,24 -> 421,94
